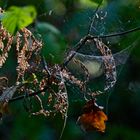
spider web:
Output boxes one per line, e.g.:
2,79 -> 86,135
67,38 -> 137,93
66,8 -> 137,81
68,39 -> 137,74
66,39 -> 138,114
64,7 -> 139,113
33,1 -> 138,111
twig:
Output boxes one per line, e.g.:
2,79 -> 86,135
63,26 -> 140,67
9,86 -> 48,103
94,26 -> 140,38
58,67 -> 69,140
41,55 -> 51,76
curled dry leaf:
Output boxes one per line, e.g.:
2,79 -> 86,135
0,101 -> 9,119
77,99 -> 108,133
0,77 -> 8,93
0,84 -> 20,119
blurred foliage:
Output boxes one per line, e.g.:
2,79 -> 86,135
0,0 -> 140,140
36,22 -> 67,64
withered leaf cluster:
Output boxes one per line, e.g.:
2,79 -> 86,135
0,7 -> 119,134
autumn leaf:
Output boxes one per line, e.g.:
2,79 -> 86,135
0,84 -> 20,119
77,99 -> 108,132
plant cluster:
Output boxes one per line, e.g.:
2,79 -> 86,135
0,2 -> 140,138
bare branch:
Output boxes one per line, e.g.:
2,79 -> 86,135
63,26 -> 140,67
9,86 -> 48,103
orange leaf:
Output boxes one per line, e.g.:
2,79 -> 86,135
77,99 -> 108,132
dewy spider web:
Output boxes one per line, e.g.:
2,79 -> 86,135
66,37 -> 138,116
63,4 -> 132,93
67,39 -> 137,78
88,10 -> 107,36
65,10 -> 116,92
64,5 -> 139,108
73,8 -> 139,114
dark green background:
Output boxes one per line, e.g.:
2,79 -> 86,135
0,0 -> 140,140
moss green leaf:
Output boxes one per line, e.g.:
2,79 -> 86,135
36,22 -> 60,35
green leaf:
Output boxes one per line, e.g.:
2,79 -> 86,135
1,6 -> 37,35
36,22 -> 60,35
36,22 -> 67,64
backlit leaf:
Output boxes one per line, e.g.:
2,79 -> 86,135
1,6 -> 36,35
77,99 -> 108,132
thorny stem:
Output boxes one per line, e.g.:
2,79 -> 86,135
63,26 -> 140,67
